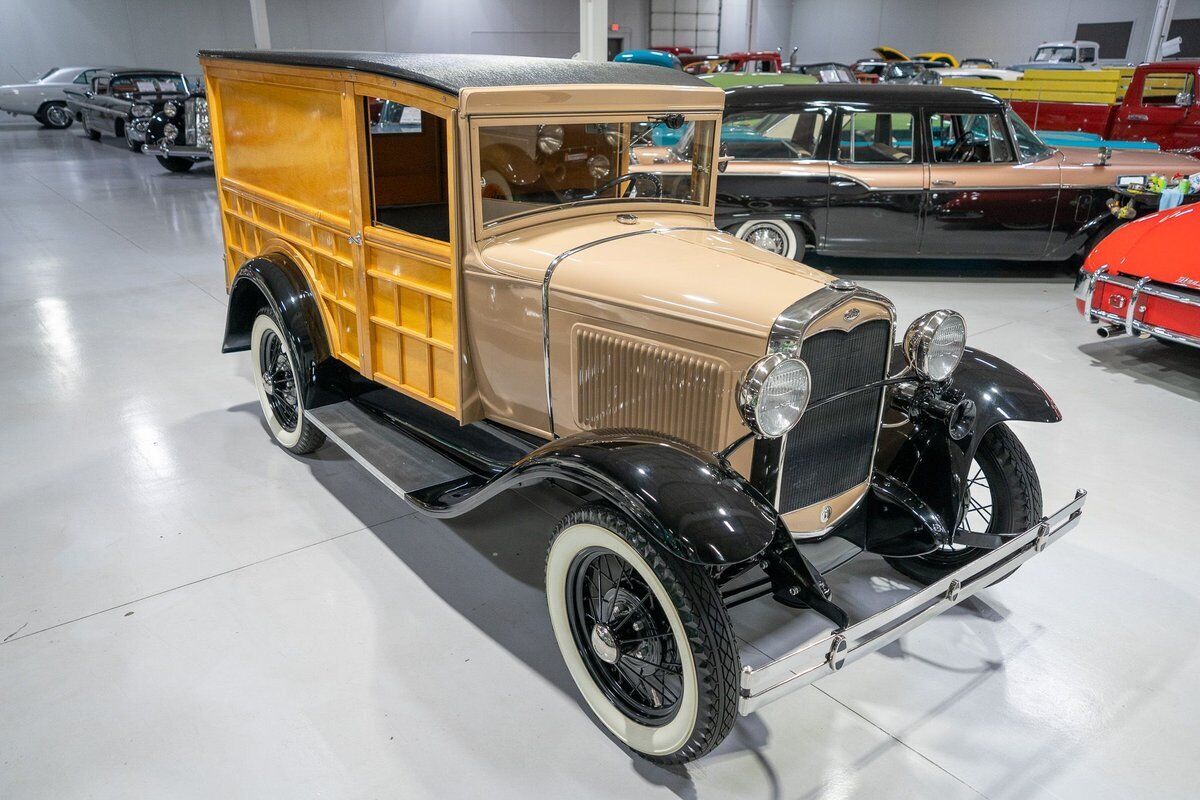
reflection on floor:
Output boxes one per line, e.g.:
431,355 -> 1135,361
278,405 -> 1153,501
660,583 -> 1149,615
2,120 -> 1200,799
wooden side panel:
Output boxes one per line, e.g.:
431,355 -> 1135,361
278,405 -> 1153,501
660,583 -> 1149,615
364,231 -> 457,414
216,79 -> 352,222
205,58 -> 465,418
220,183 -> 362,370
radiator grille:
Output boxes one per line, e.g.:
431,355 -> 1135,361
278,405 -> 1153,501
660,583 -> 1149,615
575,328 -> 729,451
777,318 -> 891,513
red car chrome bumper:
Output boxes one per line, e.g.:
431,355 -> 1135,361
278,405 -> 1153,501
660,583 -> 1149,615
1077,267 -> 1200,349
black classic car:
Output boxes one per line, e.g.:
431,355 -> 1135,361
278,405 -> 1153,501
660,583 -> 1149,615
63,69 -> 191,150
142,82 -> 211,172
711,84 -> 1200,261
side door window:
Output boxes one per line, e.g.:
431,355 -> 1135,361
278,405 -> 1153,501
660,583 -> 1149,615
928,113 -> 1014,163
364,99 -> 449,242
1078,47 -> 1097,63
837,111 -> 916,163
1141,72 -> 1195,107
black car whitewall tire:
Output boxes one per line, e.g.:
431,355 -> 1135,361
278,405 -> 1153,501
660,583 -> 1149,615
545,505 -> 738,763
249,311 -> 326,454
734,219 -> 799,259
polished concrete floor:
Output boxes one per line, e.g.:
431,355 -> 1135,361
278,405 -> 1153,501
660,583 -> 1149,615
2,119 -> 1199,800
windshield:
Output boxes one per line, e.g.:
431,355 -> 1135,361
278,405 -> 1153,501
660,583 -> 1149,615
476,115 -> 717,228
109,74 -> 186,95
1033,46 -> 1075,63
1007,110 -> 1052,160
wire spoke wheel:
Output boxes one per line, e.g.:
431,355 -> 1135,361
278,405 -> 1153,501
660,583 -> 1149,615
257,327 -> 299,433
567,548 -> 684,725
885,424 -> 1042,584
746,224 -> 786,254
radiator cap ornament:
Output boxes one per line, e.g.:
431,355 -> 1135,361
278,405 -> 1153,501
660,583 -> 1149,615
830,278 -> 857,291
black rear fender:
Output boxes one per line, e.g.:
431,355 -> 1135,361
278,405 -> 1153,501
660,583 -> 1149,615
222,253 -> 336,407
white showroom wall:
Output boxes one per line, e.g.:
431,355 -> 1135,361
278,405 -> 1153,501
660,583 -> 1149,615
0,0 -> 650,85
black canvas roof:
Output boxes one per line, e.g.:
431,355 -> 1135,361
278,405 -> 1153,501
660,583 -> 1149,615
198,50 -> 708,95
722,83 -> 1007,111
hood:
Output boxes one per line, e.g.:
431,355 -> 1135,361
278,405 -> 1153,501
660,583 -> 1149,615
478,211 -> 833,355
873,46 -> 909,61
1085,205 -> 1200,287
1057,146 -> 1200,172
549,227 -> 830,354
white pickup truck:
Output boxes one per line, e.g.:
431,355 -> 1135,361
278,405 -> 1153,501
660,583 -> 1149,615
1011,40 -> 1131,71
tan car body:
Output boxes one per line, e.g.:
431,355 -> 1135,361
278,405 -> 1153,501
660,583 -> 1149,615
202,53 -> 887,536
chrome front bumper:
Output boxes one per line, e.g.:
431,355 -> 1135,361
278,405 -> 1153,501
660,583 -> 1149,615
738,489 -> 1087,715
1079,268 -> 1200,348
155,139 -> 212,160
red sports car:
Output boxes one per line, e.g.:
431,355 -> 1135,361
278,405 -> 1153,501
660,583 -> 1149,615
1076,205 -> 1200,349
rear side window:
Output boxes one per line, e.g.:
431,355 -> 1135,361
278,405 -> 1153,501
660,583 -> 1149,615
721,109 -> 826,159
837,112 -> 915,163
1141,72 -> 1195,106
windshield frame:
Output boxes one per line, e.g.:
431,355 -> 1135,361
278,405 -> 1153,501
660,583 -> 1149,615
468,109 -> 722,241
1004,108 -> 1054,162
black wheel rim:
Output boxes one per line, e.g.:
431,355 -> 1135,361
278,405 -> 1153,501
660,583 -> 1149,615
565,547 -> 683,726
258,328 -> 299,432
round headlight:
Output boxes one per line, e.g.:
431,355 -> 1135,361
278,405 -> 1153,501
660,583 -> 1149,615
163,122 -> 179,141
587,154 -> 610,180
162,101 -> 177,118
131,103 -> 154,118
903,310 -> 967,381
738,353 -> 812,438
536,124 -> 564,154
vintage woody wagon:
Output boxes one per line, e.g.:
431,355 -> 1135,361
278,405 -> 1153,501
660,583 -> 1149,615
202,50 -> 1086,763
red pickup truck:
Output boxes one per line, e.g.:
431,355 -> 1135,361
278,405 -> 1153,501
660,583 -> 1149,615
1011,61 -> 1200,155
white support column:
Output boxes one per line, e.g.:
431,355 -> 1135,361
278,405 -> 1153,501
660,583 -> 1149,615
579,0 -> 608,62
249,0 -> 272,50
1146,0 -> 1177,62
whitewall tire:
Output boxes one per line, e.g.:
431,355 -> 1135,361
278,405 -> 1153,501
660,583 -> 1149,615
249,312 -> 326,454
735,219 -> 800,259
545,505 -> 739,763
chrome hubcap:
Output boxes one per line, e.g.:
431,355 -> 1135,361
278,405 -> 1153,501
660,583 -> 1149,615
746,225 -> 785,254
590,623 -> 620,664
46,106 -> 69,126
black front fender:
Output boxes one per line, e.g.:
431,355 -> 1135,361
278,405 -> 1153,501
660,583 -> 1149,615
409,431 -> 781,567
872,347 -> 1059,545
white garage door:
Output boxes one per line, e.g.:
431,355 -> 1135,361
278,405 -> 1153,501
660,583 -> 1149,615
651,0 -> 721,54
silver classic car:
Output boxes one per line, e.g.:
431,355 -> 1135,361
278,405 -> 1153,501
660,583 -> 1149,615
0,66 -> 115,128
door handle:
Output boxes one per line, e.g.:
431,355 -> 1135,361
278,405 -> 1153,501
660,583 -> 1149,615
1127,113 -> 1149,122
830,179 -> 859,187
932,179 -> 957,186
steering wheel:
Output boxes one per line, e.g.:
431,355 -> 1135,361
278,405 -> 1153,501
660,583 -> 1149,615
947,135 -> 980,163
575,171 -> 664,201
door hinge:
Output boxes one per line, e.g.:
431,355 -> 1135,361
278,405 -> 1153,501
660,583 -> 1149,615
347,233 -> 363,246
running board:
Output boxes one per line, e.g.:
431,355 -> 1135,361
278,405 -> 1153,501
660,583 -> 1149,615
306,401 -> 473,498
